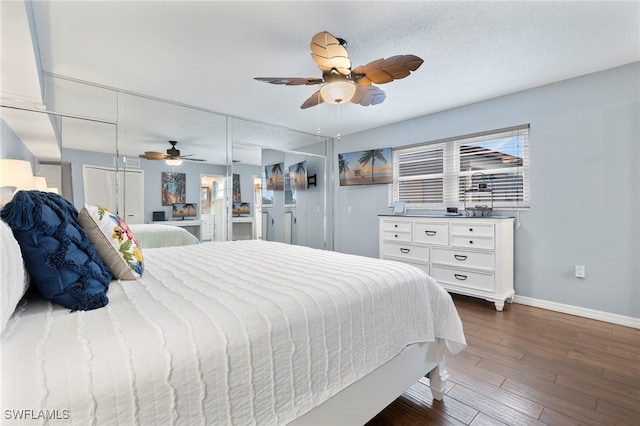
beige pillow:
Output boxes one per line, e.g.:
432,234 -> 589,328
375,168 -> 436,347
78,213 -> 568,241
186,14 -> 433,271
78,205 -> 144,280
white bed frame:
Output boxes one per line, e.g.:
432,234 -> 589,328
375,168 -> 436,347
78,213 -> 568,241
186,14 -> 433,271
290,340 -> 448,425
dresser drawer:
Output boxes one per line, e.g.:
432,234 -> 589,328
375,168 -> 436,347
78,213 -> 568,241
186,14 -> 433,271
382,230 -> 411,242
451,235 -> 494,250
431,247 -> 495,271
413,222 -> 449,245
381,220 -> 412,233
431,266 -> 495,292
452,223 -> 494,238
382,242 -> 429,264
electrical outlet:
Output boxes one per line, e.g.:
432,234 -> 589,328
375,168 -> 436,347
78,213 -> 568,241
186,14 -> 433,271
575,265 -> 586,278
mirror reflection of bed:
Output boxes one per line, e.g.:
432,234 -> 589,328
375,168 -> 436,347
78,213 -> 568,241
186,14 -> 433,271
129,223 -> 201,248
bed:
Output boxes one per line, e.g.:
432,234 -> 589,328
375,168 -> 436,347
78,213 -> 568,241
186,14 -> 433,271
1,195 -> 466,425
128,223 -> 201,248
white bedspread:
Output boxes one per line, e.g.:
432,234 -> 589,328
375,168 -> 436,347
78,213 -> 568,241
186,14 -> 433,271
1,240 -> 465,425
129,223 -> 200,248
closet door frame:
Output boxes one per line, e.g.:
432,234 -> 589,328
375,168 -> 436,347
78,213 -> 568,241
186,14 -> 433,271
82,165 -> 144,223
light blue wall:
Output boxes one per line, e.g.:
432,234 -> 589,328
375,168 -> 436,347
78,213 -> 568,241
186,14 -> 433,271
1,119 -> 36,169
334,62 -> 640,318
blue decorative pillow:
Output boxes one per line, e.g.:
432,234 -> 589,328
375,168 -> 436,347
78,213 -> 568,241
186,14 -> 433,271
0,191 -> 112,311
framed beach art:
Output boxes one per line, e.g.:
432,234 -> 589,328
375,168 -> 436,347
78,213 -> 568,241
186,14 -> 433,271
265,162 -> 285,190
289,160 -> 308,190
338,148 -> 392,186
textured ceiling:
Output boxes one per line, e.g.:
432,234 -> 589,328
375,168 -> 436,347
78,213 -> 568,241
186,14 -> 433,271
2,1 -> 639,162
30,2 -> 640,136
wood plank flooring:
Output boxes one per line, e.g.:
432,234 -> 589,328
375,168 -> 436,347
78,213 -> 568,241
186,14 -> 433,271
366,295 -> 640,425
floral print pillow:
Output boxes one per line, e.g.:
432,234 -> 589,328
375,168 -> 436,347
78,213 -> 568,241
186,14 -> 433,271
78,205 -> 144,279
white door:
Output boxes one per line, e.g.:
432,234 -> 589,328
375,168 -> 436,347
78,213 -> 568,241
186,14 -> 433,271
82,165 -> 144,224
82,166 -> 117,209
120,171 -> 143,224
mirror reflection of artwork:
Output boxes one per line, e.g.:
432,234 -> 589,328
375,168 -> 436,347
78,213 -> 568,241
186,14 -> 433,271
162,172 -> 186,206
232,202 -> 250,216
232,173 -> 241,202
289,160 -> 308,190
265,162 -> 284,190
261,169 -> 273,207
172,203 -> 197,219
338,148 -> 392,186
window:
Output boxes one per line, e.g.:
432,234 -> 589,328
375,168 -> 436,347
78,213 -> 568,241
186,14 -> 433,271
392,125 -> 530,209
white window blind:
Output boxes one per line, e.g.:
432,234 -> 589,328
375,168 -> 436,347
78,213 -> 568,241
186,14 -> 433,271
392,125 -> 530,209
284,172 -> 296,206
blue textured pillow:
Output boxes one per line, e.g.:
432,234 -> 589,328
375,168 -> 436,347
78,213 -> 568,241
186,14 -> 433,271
0,191 -> 112,310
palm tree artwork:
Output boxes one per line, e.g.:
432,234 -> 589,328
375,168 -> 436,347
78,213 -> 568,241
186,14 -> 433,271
339,148 -> 392,186
358,149 -> 388,183
338,154 -> 350,184
290,161 -> 307,190
266,162 -> 284,190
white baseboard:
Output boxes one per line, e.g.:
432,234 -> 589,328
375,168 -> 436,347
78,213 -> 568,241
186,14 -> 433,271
513,295 -> 640,329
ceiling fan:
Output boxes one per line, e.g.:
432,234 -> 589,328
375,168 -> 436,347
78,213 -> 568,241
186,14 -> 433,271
138,141 -> 206,163
255,31 -> 424,109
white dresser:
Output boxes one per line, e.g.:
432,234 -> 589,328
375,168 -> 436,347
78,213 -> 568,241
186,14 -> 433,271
201,215 -> 214,242
379,215 -> 515,310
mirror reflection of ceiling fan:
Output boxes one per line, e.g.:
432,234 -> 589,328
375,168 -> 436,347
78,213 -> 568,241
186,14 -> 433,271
138,141 -> 206,165
255,31 -> 424,109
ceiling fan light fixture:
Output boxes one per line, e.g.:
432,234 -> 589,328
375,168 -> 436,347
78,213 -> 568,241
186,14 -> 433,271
165,159 -> 182,166
320,81 -> 356,104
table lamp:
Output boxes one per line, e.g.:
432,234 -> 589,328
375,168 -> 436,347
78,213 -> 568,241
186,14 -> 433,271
0,159 -> 35,205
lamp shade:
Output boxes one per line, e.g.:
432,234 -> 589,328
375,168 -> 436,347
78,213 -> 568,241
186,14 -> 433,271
0,159 -> 35,205
0,159 -> 35,191
320,81 -> 357,104
33,176 -> 48,191
165,159 -> 182,166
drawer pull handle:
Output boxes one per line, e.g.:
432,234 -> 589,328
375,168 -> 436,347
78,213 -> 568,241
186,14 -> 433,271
469,240 -> 474,244
395,234 -> 399,238
469,228 -> 474,232
454,274 -> 468,281
454,254 -> 468,261
400,248 -> 410,253
425,230 -> 437,236
394,224 -> 398,228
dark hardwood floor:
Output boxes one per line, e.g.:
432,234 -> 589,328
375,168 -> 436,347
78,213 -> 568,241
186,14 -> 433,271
367,295 -> 640,425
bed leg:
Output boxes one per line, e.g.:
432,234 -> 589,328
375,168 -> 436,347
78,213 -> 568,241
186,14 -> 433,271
426,361 -> 449,401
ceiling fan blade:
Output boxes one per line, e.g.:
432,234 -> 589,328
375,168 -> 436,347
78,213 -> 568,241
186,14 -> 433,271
255,77 -> 323,86
352,54 -> 424,85
351,85 -> 386,107
180,153 -> 206,161
139,151 -> 167,160
140,142 -> 208,162
310,31 -> 351,75
300,90 -> 325,109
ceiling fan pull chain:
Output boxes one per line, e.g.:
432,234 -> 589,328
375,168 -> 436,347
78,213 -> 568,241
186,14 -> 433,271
316,91 -> 322,140
336,101 -> 342,140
